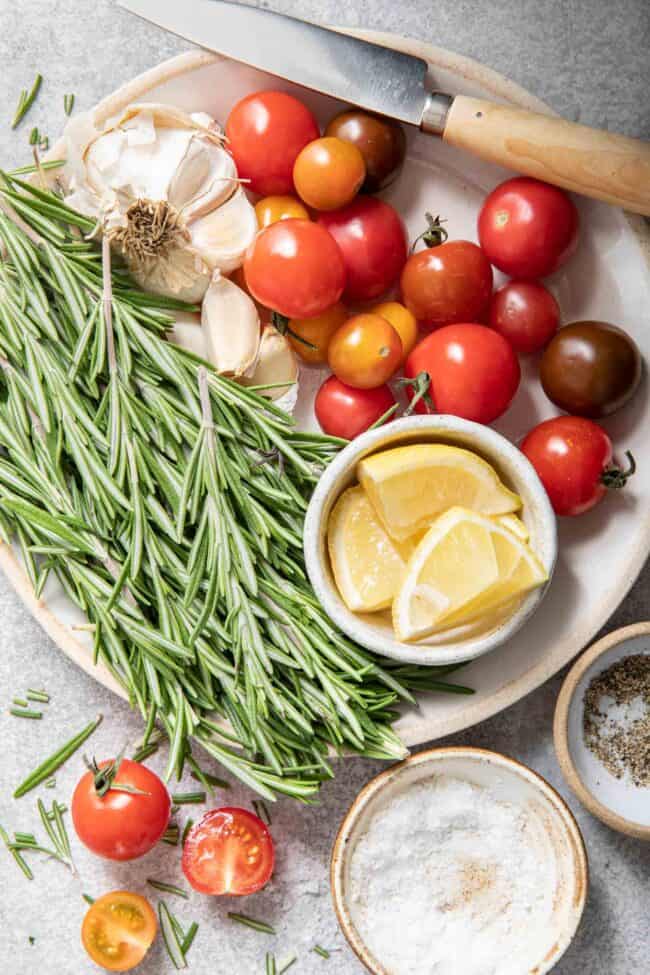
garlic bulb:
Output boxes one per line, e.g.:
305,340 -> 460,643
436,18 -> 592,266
63,103 -> 257,302
244,326 -> 299,412
201,273 -> 260,377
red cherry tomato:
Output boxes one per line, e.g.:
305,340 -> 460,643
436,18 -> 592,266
520,415 -> 635,516
404,323 -> 520,424
488,280 -> 560,354
182,807 -> 274,896
226,91 -> 320,196
72,758 -> 170,861
400,239 -> 493,328
478,177 -> 579,279
244,219 -> 345,319
315,376 -> 396,439
318,197 -> 408,302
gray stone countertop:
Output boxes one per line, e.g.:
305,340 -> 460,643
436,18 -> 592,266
0,2 -> 648,973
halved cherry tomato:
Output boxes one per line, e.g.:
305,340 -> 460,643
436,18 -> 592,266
315,376 -> 396,439
226,91 -> 319,196
255,195 -> 310,227
400,234 -> 493,328
328,313 -> 402,389
478,177 -> 579,278
487,280 -> 560,354
72,757 -> 170,861
520,416 -> 635,516
81,890 -> 157,972
404,323 -> 520,423
318,197 -> 408,302
371,300 -> 418,362
293,136 -> 366,211
244,219 -> 345,319
287,302 -> 348,364
182,807 -> 274,896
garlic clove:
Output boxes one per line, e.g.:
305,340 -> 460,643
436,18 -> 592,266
169,136 -> 238,223
243,326 -> 299,410
188,187 -> 258,274
201,272 -> 261,377
167,310 -> 209,359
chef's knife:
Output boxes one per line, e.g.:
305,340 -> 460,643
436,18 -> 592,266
118,0 -> 650,215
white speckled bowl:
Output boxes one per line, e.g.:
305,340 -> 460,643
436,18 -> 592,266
331,747 -> 588,975
304,415 -> 557,666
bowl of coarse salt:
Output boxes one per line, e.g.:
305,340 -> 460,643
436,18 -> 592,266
331,747 -> 588,975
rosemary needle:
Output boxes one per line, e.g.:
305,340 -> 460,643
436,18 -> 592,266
26,689 -> 50,703
63,93 -> 75,116
162,823 -> 180,846
228,912 -> 275,935
11,74 -> 42,128
171,791 -> 206,805
82,893 -> 95,905
12,698 -> 28,707
181,818 -> 194,845
10,708 -> 42,719
13,715 -> 102,798
252,799 -> 272,825
158,901 -> 187,970
278,956 -> 297,974
312,945 -> 330,959
181,921 -> 199,956
147,878 -> 189,899
266,953 -> 277,975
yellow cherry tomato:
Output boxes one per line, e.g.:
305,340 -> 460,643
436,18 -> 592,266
254,195 -> 311,228
81,890 -> 157,972
287,303 -> 349,364
293,137 -> 366,211
371,301 -> 418,362
328,313 -> 402,389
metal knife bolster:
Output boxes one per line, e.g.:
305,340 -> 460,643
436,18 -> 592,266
421,93 -> 454,135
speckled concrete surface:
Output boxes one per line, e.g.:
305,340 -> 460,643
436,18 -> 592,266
0,2 -> 649,973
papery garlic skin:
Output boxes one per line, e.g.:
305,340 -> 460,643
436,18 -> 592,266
63,103 -> 257,302
244,325 -> 299,412
201,273 -> 261,378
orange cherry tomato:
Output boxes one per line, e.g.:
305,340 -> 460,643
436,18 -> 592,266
287,302 -> 348,364
255,195 -> 310,228
371,301 -> 418,363
293,137 -> 366,211
328,313 -> 402,389
81,891 -> 157,972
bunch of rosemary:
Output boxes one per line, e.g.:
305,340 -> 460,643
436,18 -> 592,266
0,171 -> 470,799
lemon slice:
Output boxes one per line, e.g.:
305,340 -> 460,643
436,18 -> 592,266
358,444 -> 521,541
496,513 -> 529,541
392,507 -> 547,642
328,486 -> 406,612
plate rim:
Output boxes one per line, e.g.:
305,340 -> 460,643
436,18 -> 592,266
1,33 -> 649,748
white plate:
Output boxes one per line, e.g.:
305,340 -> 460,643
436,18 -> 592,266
2,35 -> 649,748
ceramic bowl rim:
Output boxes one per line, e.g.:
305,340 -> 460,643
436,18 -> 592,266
304,414 -> 558,665
553,621 -> 650,841
330,745 -> 589,975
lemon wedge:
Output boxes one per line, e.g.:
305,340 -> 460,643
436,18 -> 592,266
328,486 -> 406,612
358,444 -> 521,541
496,513 -> 529,541
392,507 -> 547,642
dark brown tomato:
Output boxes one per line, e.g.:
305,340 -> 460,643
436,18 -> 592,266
325,110 -> 406,192
540,320 -> 642,418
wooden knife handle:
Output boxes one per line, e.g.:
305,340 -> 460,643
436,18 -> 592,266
427,95 -> 650,215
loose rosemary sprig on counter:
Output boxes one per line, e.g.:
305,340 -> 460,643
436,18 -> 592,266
0,174 -> 473,800
11,74 -> 42,129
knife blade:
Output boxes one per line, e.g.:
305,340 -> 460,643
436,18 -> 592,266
117,0 -> 650,214
117,0 -> 431,127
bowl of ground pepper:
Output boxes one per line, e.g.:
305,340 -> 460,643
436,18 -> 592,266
554,622 -> 650,840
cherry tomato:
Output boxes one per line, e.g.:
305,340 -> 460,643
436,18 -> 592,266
540,320 -> 642,418
72,758 -> 170,861
182,807 -> 274,896
325,109 -> 406,192
315,376 -> 396,439
371,301 -> 418,362
255,195 -> 310,227
81,890 -> 157,972
293,137 -> 366,211
226,91 -> 320,196
488,280 -> 560,354
520,416 -> 635,516
287,302 -> 348,364
244,219 -> 345,319
328,313 -> 402,389
478,177 -> 579,278
318,197 -> 408,302
400,238 -> 493,328
404,323 -> 520,423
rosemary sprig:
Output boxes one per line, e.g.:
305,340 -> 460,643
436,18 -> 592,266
13,715 -> 102,798
228,912 -> 275,935
11,74 -> 42,128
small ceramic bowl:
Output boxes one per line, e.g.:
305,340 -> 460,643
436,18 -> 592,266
304,415 -> 557,665
554,622 -> 650,840
331,747 -> 588,975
